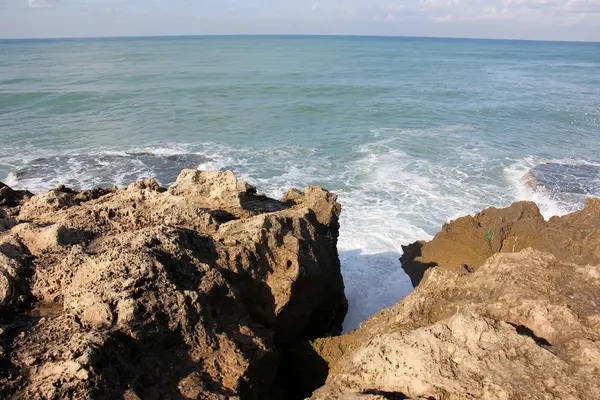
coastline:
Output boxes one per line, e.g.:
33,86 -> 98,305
2,170 -> 600,399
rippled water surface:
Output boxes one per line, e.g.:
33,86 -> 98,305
1,36 -> 599,330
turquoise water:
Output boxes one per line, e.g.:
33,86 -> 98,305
1,36 -> 599,329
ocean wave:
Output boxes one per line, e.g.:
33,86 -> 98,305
505,157 -> 600,219
4,135 -> 598,332
5,151 -> 209,192
1,140 -> 423,331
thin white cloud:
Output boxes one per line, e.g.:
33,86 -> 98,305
418,0 -> 462,9
372,11 -> 398,22
311,1 -> 321,11
28,0 -> 51,8
383,3 -> 406,12
430,14 -> 454,21
399,0 -> 600,23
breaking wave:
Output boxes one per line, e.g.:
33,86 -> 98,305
4,133 -> 598,331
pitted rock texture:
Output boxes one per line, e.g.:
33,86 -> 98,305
310,248 -> 600,400
0,170 -> 347,399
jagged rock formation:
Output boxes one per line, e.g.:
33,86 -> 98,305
0,181 -> 32,214
400,199 -> 600,286
309,202 -> 600,400
0,170 -> 347,399
6,171 -> 600,400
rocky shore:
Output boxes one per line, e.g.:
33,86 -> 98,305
311,200 -> 600,400
0,170 -> 347,399
1,171 -> 600,399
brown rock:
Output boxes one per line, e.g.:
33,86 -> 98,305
0,209 -> 17,232
401,199 -> 600,286
18,190 -> 77,221
168,170 -> 287,218
11,226 -> 277,399
0,266 -> 13,310
214,185 -> 345,344
11,223 -> 91,257
0,239 -> 31,313
0,170 -> 347,399
0,181 -> 33,209
310,249 -> 600,400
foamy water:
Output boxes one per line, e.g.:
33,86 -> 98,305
5,137 -> 597,331
1,36 -> 599,331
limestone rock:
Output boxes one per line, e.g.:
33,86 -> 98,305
0,171 -> 347,399
214,184 -> 345,344
168,169 -> 288,219
18,190 -> 77,221
0,238 -> 30,312
11,223 -> 90,257
311,249 -> 600,400
401,199 -> 600,286
11,226 -> 277,399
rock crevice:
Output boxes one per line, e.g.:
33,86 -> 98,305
5,171 -> 600,400
310,201 -> 600,400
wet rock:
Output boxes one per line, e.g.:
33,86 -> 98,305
10,153 -> 208,191
525,162 -> 600,196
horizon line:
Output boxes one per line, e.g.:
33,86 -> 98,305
1,33 -> 599,45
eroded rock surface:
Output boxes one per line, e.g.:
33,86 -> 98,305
310,248 -> 600,400
0,171 -> 347,399
400,199 -> 600,286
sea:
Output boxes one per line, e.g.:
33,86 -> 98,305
1,35 -> 599,331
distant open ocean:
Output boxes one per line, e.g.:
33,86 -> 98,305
1,35 -> 599,330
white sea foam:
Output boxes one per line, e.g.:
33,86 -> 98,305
332,126 -> 505,330
504,157 -> 568,219
3,132 -> 595,333
4,172 -> 19,188
504,157 -> 598,219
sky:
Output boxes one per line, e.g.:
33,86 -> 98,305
0,0 -> 599,41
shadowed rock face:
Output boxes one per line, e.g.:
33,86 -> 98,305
310,230 -> 600,399
400,199 -> 600,287
0,170 -> 347,399
0,181 -> 33,213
